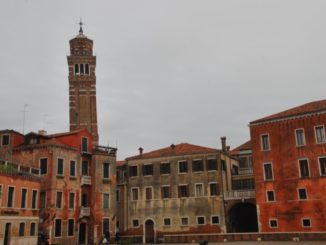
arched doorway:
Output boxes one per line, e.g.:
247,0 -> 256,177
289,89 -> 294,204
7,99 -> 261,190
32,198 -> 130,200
144,219 -> 155,243
227,202 -> 258,233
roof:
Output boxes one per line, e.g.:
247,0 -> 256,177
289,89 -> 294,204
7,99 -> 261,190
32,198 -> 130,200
250,99 -> 326,125
126,143 -> 219,161
230,140 -> 251,156
47,128 -> 87,138
116,160 -> 126,167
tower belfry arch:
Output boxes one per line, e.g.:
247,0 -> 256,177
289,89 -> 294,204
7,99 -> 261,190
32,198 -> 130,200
67,24 -> 99,145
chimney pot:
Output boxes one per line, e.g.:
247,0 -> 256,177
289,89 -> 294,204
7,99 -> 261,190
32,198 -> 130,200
138,147 -> 143,156
221,137 -> 227,151
170,144 -> 175,150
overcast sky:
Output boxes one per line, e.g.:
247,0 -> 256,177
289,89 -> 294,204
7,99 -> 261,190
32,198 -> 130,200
0,1 -> 325,159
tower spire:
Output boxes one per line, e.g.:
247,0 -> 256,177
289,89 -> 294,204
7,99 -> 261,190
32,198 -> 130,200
78,18 -> 84,34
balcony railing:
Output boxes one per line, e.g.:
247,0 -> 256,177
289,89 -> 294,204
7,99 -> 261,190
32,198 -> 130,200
81,175 -> 91,185
224,190 -> 256,200
80,207 -> 90,217
232,167 -> 254,176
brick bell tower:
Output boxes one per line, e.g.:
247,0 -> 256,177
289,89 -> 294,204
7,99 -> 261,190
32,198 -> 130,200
67,22 -> 99,145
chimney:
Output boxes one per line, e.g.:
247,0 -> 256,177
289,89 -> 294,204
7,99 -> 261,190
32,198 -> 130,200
170,144 -> 175,150
38,130 -> 47,136
138,147 -> 143,156
221,137 -> 226,151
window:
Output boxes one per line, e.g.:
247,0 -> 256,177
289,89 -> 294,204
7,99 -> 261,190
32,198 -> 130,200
132,219 -> 139,227
70,160 -> 76,177
56,191 -> 62,208
302,218 -> 311,227
131,188 -> 139,201
0,185 -> 2,206
295,129 -> 305,146
116,190 -> 120,202
143,164 -> 153,176
81,137 -> 88,152
85,64 -> 90,75
264,162 -> 273,180
195,183 -> 204,197
318,157 -> 326,176
19,223 -> 25,236
55,219 -> 62,237
30,222 -> 36,236
57,158 -> 64,175
210,183 -> 219,196
197,216 -> 205,225
164,218 -> 171,226
160,162 -> 170,174
179,160 -> 188,173
129,165 -> 138,177
103,162 -> 110,179
145,187 -> 153,200
40,191 -> 46,209
68,219 -> 74,236
266,190 -> 275,202
40,158 -> 48,175
299,159 -> 310,178
192,159 -> 204,172
21,188 -> 27,208
181,217 -> 188,226
7,186 -> 14,207
103,193 -> 110,208
211,216 -> 220,224
80,63 -> 84,74
179,185 -> 189,198
261,134 -> 270,151
270,219 -> 278,228
81,193 -> 88,207
207,159 -> 217,171
74,64 -> 79,75
103,218 -> 110,234
82,161 -> 88,176
315,125 -> 325,143
32,190 -> 37,209
69,192 -> 75,209
1,134 -> 10,146
162,186 -> 171,199
298,188 -> 307,200
232,179 -> 255,190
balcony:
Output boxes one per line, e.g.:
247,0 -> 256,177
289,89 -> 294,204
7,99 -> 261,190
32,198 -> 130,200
81,175 -> 91,185
224,190 -> 256,200
80,207 -> 90,217
232,167 -> 253,176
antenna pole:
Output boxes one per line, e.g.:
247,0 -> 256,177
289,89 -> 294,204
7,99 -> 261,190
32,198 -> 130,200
22,104 -> 28,134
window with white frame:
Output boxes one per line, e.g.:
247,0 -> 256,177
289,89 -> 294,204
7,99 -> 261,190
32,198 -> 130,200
181,217 -> 188,226
56,191 -> 62,209
40,158 -> 48,175
263,162 -> 273,180
211,216 -> 220,224
162,186 -> 171,199
160,162 -> 170,174
32,190 -> 37,209
103,193 -> 110,209
178,185 -> 189,198
7,186 -> 14,207
21,188 -> 27,209
57,158 -> 64,176
145,187 -> 153,200
164,218 -> 171,226
266,190 -> 275,202
197,216 -> 205,225
295,129 -> 305,146
210,182 -> 219,196
261,134 -> 270,151
143,164 -> 153,176
207,158 -> 217,171
19,222 -> 25,236
69,192 -> 75,209
299,159 -> 310,178
30,222 -> 36,236
269,219 -> 278,228
54,219 -> 62,237
131,188 -> 139,201
103,162 -> 110,179
302,218 -> 311,228
132,219 -> 139,227
298,188 -> 307,200
192,159 -> 204,172
70,160 -> 76,177
195,183 -> 204,197
81,137 -> 88,152
318,157 -> 326,176
315,125 -> 325,143
178,160 -> 188,173
40,191 -> 46,209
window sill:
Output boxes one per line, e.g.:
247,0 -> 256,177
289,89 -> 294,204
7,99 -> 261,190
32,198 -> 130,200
56,175 -> 64,179
103,178 -> 111,184
70,176 -> 77,180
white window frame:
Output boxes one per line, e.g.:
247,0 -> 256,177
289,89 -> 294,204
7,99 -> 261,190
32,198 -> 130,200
40,191 -> 46,209
1,134 -> 10,146
180,216 -> 189,226
67,219 -> 75,237
318,156 -> 326,176
103,162 -> 110,179
18,222 -> 26,236
69,160 -> 76,178
7,185 -> 15,208
68,192 -> 75,210
162,185 -> 171,199
266,190 -> 275,202
192,158 -> 204,172
160,161 -> 171,175
261,133 -> 270,151
20,188 -> 28,209
132,219 -> 140,228
209,182 -> 219,196
54,219 -> 62,237
207,158 -> 218,172
269,219 -> 278,228
314,125 -> 325,144
81,137 -> 88,152
179,184 -> 188,198
31,189 -> 38,209
30,222 -> 37,236
295,128 -> 306,147
263,162 -> 274,181
144,186 -> 153,200
39,157 -> 48,175
298,188 -> 308,200
57,157 -> 64,176
196,216 -> 206,225
195,183 -> 204,197
302,218 -> 312,228
56,191 -> 63,209
163,217 -> 172,227
103,192 -> 110,209
211,215 -> 220,225
298,158 -> 310,178
131,187 -> 139,201
0,184 -> 3,207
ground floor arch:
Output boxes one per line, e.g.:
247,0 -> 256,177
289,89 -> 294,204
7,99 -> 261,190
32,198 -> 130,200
227,202 -> 258,233
144,219 -> 155,243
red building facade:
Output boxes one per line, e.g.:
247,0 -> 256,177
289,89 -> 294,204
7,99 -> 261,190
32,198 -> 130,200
250,100 -> 326,232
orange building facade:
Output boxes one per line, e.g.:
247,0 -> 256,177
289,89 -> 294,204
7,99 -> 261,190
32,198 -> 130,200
250,100 -> 326,232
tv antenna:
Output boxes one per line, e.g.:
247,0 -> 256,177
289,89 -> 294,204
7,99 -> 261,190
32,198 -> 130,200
22,104 -> 29,134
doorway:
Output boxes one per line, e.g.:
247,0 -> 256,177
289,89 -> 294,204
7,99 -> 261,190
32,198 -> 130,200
144,219 -> 155,243
79,223 -> 87,245
227,202 -> 258,232
4,223 -> 11,245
